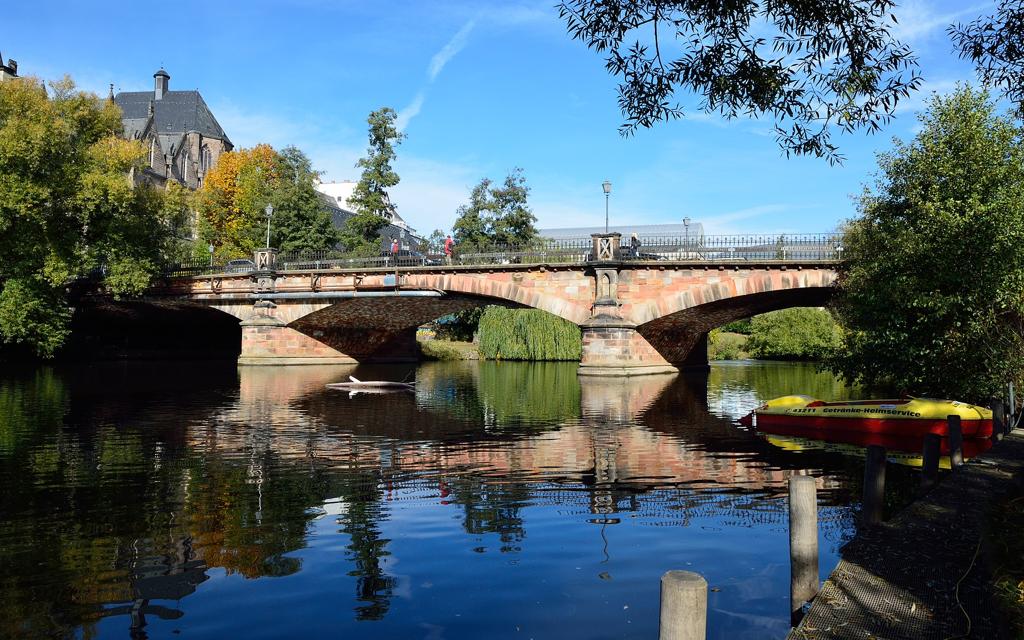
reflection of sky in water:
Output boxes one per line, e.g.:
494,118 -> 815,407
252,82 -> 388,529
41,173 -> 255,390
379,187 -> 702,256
0,360 -> 896,640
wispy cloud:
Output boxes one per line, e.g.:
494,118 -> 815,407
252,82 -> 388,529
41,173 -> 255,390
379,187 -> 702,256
398,20 -> 477,132
396,92 -> 425,132
892,1 -> 992,42
429,20 -> 475,81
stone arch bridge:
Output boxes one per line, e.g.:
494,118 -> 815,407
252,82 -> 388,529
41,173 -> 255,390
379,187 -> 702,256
148,235 -> 839,375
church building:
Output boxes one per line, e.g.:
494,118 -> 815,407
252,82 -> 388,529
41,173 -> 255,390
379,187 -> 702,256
113,68 -> 232,189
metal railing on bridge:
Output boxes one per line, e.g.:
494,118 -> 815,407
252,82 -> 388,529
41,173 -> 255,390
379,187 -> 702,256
161,234 -> 842,277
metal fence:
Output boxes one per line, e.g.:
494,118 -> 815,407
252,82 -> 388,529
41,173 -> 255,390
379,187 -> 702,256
161,234 -> 842,277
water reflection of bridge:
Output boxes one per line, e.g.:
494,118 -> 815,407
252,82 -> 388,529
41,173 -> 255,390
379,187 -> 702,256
204,362 -> 851,503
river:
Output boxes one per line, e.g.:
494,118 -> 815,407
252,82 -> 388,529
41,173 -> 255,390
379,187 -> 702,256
0,360 -> 920,639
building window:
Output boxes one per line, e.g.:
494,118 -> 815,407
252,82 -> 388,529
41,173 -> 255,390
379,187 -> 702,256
201,145 -> 212,173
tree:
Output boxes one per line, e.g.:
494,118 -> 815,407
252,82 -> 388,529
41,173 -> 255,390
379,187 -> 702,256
421,228 -> 446,253
344,107 -> 404,253
489,169 -> 537,248
452,169 -> 538,250
951,1 -> 1024,114
828,86 -> 1024,403
267,147 -> 339,252
452,178 -> 493,251
745,308 -> 843,361
557,0 -> 922,164
195,144 -> 277,258
196,144 -> 337,256
0,76 -> 173,357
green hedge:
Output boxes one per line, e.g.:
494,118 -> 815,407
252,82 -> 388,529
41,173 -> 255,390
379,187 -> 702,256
477,307 -> 582,361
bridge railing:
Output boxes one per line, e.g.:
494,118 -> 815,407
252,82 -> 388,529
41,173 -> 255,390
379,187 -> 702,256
633,233 -> 843,262
160,234 -> 842,277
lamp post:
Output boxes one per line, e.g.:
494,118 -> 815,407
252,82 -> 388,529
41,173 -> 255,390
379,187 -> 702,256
264,203 -> 274,248
602,180 -> 612,234
208,243 -> 214,267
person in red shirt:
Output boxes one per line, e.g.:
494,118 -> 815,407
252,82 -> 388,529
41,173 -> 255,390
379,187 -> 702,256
443,234 -> 454,265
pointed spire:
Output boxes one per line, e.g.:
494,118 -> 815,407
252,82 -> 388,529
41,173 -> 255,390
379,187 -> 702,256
108,83 -> 114,101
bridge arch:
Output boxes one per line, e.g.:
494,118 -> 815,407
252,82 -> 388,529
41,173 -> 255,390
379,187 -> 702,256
636,286 -> 836,366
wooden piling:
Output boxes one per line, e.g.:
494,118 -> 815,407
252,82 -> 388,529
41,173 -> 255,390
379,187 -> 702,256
660,570 -> 707,640
862,445 -> 887,526
921,433 -> 941,491
993,399 -> 1006,439
948,415 -> 964,468
789,476 -> 819,625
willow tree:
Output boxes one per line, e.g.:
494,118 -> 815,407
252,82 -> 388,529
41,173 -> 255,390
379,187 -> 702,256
828,86 -> 1024,402
0,77 -> 173,357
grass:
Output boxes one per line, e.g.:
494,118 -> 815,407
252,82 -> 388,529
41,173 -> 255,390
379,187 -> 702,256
989,491 -> 1024,637
418,339 -> 479,361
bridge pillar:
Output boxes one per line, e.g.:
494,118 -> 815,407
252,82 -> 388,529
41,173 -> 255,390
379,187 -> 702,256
578,316 -> 679,376
579,234 -> 679,376
238,302 -> 358,366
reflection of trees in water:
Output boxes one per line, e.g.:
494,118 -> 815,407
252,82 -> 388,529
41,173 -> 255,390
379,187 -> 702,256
416,360 -> 581,428
333,470 -> 395,621
0,360 -> 899,637
444,476 -> 531,552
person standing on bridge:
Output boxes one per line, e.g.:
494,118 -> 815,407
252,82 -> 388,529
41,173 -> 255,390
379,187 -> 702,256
390,237 -> 399,265
444,234 -> 454,265
630,232 -> 641,259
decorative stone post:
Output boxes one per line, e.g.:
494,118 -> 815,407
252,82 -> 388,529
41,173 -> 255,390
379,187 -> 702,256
252,247 -> 278,295
579,233 -> 678,377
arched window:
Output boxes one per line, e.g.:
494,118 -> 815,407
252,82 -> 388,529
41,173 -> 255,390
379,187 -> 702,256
201,145 -> 212,172
149,139 -> 156,167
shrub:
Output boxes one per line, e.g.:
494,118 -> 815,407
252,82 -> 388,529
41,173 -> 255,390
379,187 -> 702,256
746,307 -> 843,361
434,308 -> 483,342
477,307 -> 582,360
709,329 -> 748,360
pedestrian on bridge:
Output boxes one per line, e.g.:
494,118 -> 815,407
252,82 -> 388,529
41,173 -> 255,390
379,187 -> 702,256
630,232 -> 641,259
444,234 -> 454,265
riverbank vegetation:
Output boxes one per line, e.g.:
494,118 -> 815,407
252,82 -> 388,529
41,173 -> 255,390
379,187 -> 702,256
709,308 -> 842,361
827,87 -> 1024,403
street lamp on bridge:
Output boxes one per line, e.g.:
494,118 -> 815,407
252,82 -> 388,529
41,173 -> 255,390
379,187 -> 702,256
602,180 -> 612,234
264,203 -> 274,248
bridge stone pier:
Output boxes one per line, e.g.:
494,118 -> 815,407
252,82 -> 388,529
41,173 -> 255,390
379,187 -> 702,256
152,236 -> 837,375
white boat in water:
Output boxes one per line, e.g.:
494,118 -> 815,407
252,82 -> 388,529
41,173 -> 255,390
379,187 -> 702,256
326,376 -> 415,394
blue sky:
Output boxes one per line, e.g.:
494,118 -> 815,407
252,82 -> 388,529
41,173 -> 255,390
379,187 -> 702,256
6,0 -> 996,235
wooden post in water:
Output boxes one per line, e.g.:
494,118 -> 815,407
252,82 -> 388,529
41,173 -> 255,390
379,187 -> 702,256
862,445 -> 887,526
921,434 -> 941,491
789,476 -> 819,625
948,415 -> 964,468
993,399 -> 1007,439
659,570 -> 707,640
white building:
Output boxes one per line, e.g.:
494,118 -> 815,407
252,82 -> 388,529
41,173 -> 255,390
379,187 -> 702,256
316,180 -> 416,233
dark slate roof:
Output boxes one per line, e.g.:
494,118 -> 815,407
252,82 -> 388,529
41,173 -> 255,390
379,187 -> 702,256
114,90 -> 232,147
317,193 -> 423,247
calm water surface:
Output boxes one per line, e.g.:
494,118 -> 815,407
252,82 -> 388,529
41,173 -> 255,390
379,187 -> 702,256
0,360 -> 917,639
